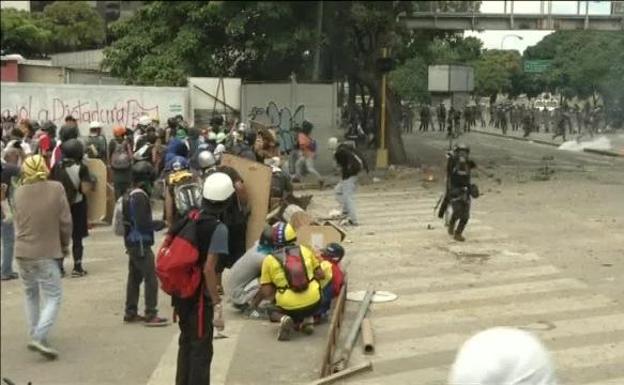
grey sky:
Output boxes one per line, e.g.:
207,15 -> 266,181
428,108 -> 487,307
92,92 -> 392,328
463,1 -> 613,53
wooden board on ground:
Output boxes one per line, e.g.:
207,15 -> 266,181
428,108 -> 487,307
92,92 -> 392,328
297,225 -> 342,251
85,158 -> 108,223
221,154 -> 272,249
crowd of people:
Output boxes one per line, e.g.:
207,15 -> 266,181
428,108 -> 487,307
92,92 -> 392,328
0,109 -> 371,385
402,100 -> 609,141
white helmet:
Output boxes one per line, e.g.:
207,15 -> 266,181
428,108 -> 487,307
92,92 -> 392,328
197,150 -> 216,169
216,132 -> 227,144
202,172 -> 235,202
138,116 -> 151,126
328,137 -> 339,151
89,121 -> 102,129
238,122 -> 247,131
208,132 -> 217,141
214,143 -> 226,162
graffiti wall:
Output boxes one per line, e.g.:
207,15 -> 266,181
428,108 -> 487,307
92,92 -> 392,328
1,82 -> 189,135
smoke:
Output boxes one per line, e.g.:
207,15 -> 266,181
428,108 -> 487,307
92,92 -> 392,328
557,136 -> 612,152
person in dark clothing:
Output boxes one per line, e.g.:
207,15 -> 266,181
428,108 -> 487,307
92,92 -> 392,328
445,144 -> 476,242
50,139 -> 92,277
174,172 -> 231,385
123,161 -> 168,326
437,103 -> 447,132
331,140 -> 369,226
109,125 -> 134,200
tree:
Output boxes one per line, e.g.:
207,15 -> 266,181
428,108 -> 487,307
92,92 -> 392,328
0,8 -> 52,58
473,49 -> 521,100
42,1 -> 105,53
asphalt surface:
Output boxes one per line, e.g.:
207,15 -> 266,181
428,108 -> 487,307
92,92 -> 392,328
1,130 -> 622,384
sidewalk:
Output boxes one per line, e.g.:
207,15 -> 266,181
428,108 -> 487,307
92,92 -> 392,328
471,124 -> 624,157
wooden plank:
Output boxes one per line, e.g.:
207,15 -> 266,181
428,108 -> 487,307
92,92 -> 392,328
221,154 -> 272,249
85,158 -> 108,223
311,361 -> 373,385
320,281 -> 348,377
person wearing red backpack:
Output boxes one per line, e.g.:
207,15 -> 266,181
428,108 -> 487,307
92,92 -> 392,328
315,243 -> 346,323
249,222 -> 325,341
122,161 -> 168,326
170,172 -> 232,385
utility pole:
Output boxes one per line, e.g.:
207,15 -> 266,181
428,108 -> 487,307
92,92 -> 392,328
376,48 -> 389,168
312,1 -> 324,81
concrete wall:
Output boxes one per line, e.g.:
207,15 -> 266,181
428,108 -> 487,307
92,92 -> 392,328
18,64 -> 64,84
51,49 -> 105,71
241,81 -> 339,172
1,60 -> 19,82
66,69 -> 123,85
0,82 -> 189,136
188,77 -> 241,127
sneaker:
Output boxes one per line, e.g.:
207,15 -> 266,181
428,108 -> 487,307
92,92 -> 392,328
277,315 -> 294,341
454,233 -> 466,242
301,318 -> 315,335
27,340 -> 58,360
71,268 -> 88,278
143,316 -> 169,327
123,314 -> 145,323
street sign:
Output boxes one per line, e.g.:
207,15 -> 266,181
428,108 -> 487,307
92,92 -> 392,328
524,59 -> 552,73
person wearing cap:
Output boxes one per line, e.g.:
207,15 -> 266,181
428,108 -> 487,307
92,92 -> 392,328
294,121 -> 324,189
250,222 -> 325,341
449,327 -> 557,385
315,243 -> 346,322
108,125 -> 133,199
174,172 -> 231,385
86,121 -> 108,161
13,155 -> 72,359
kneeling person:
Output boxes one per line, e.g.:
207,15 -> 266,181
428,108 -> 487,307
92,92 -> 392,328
251,222 -> 324,341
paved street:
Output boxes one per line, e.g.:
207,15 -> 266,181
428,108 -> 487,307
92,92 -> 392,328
1,131 -> 623,384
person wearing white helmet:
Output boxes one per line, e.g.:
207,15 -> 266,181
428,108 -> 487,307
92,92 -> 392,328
449,327 -> 557,385
86,121 -> 107,160
173,171 -> 232,385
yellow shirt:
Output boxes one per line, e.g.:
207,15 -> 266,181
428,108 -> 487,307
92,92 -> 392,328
319,260 -> 333,288
260,245 -> 321,311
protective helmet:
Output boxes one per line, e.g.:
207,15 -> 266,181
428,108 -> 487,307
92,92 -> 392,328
454,143 -> 470,154
131,160 -> 156,183
138,116 -> 151,127
167,117 -> 178,128
238,122 -> 247,131
61,138 -> 84,161
113,125 -> 127,138
89,121 -> 102,129
271,222 -> 297,247
202,172 -> 234,202
259,225 -> 274,249
207,132 -> 217,141
328,137 -> 339,151
322,243 -> 345,263
167,155 -> 189,172
197,150 -> 216,169
59,124 -> 79,142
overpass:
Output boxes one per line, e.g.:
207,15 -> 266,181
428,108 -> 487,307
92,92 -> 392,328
400,1 -> 624,31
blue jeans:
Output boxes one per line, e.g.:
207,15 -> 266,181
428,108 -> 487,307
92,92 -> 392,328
295,156 -> 323,182
335,175 -> 358,223
1,220 -> 16,277
17,259 -> 63,342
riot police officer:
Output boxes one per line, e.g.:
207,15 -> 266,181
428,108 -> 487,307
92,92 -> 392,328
443,143 -> 477,242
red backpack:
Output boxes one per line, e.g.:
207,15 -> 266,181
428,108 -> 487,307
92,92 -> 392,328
156,209 -> 203,298
272,246 -> 311,293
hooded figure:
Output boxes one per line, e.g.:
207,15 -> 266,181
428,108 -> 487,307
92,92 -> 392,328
449,327 -> 557,385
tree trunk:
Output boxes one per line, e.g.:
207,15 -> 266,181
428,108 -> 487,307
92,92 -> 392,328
386,88 -> 407,164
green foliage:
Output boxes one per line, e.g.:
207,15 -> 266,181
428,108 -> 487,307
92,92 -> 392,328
42,1 -> 105,52
104,1 -> 318,85
473,49 -> 522,97
389,56 -> 430,103
0,2 -> 105,57
0,8 -> 51,58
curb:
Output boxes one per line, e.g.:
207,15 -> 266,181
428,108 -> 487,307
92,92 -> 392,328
472,130 -> 624,157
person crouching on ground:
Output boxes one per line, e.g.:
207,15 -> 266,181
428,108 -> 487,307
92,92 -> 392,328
123,161 -> 168,326
250,222 -> 325,341
14,155 -> 72,359
314,243 -> 346,323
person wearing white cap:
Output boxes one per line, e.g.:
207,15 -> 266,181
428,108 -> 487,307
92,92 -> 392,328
449,327 -> 557,385
86,121 -> 107,160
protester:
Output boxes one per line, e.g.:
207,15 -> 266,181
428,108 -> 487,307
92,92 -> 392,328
250,222 -> 324,341
1,148 -> 22,280
86,121 -> 108,161
225,225 -> 274,311
50,124 -> 80,169
14,155 -> 72,359
174,172 -> 232,385
315,243 -> 345,322
38,121 -> 57,165
109,125 -> 134,199
449,327 -> 557,385
50,139 -> 92,277
331,138 -> 369,226
122,161 -> 168,325
294,121 -> 324,188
